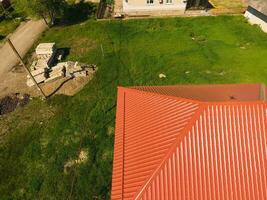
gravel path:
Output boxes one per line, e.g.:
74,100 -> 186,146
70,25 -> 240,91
0,20 -> 47,78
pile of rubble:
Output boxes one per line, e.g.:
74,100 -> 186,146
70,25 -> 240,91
27,43 -> 97,87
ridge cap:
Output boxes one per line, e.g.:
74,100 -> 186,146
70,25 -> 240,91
118,87 -> 202,105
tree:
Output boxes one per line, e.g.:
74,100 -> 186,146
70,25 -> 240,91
13,0 -> 66,26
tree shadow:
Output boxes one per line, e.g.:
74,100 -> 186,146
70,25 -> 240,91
55,1 -> 97,26
0,35 -> 5,41
186,0 -> 214,10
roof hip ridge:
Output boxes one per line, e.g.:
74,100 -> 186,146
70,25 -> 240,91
132,104 -> 207,200
118,86 -> 202,104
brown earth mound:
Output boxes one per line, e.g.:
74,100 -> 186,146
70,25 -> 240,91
0,93 -> 30,115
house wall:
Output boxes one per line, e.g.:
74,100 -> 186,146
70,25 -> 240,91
245,10 -> 267,33
122,0 -> 187,14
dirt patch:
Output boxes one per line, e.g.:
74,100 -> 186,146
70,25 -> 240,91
0,65 -> 39,99
209,0 -> 247,14
209,0 -> 246,8
41,76 -> 94,97
0,93 -> 30,115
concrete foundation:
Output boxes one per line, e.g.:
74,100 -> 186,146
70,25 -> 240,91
245,10 -> 267,33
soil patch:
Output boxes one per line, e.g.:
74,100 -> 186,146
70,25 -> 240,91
0,93 -> 30,115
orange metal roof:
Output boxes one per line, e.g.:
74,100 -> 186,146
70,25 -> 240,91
112,84 -> 267,200
132,84 -> 266,102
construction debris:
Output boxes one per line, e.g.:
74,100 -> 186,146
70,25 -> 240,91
64,149 -> 89,174
31,43 -> 57,70
36,43 -> 56,56
159,73 -> 167,79
27,43 -> 97,87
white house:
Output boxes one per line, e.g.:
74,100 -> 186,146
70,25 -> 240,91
124,0 -> 187,14
114,0 -> 207,16
244,0 -> 267,33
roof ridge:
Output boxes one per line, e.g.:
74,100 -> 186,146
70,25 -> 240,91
132,104 -> 207,200
132,83 -> 263,88
118,84 -> 267,105
118,86 -> 202,104
203,101 -> 267,105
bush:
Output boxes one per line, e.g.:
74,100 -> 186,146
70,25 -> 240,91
63,1 -> 97,24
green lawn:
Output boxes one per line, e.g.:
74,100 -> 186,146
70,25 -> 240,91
0,19 -> 20,41
1,16 -> 267,199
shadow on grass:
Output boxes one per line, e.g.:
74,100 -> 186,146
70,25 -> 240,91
186,0 -> 214,10
55,1 -> 97,26
47,47 -> 70,67
57,47 -> 70,61
0,35 -> 5,40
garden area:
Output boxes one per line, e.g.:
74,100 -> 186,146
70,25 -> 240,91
1,15 -> 267,199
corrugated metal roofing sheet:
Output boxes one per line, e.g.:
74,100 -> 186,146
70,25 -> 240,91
132,84 -> 266,102
112,87 -> 201,200
112,85 -> 267,200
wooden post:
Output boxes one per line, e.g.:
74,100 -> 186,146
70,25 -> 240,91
7,38 -> 47,99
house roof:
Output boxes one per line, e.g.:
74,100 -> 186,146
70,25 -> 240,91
132,84 -> 266,102
112,84 -> 267,200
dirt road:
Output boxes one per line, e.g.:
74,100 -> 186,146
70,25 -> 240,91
0,20 -> 47,78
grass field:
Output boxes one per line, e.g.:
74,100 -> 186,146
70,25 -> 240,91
0,19 -> 20,41
1,16 -> 267,199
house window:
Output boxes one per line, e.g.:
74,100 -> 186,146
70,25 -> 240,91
147,0 -> 154,4
166,0 -> 172,3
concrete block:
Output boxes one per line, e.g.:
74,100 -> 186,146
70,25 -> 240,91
44,72 -> 64,83
26,73 -> 47,87
29,68 -> 47,77
36,43 -> 56,55
72,70 -> 88,77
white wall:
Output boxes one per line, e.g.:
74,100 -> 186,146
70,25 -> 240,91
123,0 -> 187,13
244,10 -> 267,33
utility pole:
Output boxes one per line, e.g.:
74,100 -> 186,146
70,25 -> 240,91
7,38 -> 47,99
